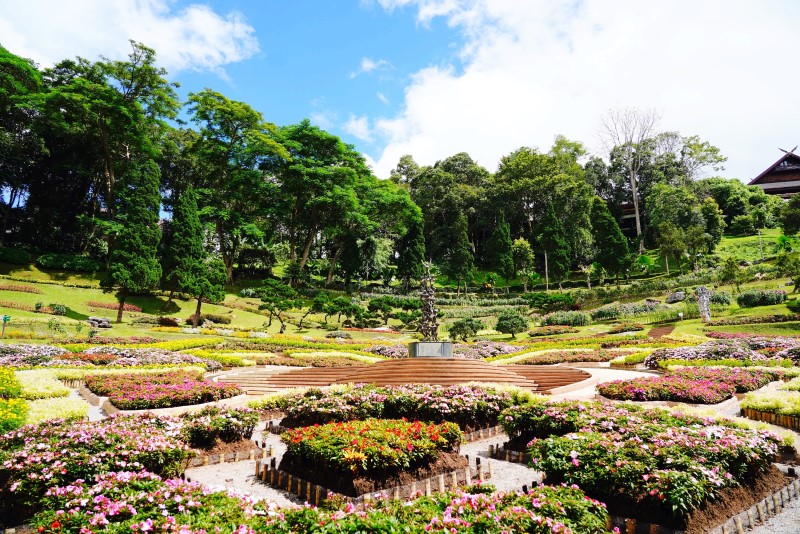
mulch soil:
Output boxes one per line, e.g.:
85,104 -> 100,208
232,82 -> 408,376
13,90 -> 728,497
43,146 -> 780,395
648,325 -> 675,339
192,438 -> 260,457
279,451 -> 468,497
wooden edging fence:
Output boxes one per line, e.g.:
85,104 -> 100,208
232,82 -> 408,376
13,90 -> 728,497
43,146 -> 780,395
488,438 -> 800,534
187,443 -> 275,467
742,407 -> 800,431
255,457 -> 491,508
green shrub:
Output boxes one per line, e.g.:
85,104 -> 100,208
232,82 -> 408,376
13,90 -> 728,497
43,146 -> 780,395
524,292 -> 575,312
25,397 -> 89,425
736,289 -> 787,308
449,317 -> 485,341
0,368 -> 22,398
495,312 -> 528,339
0,246 -> 31,265
200,313 -> 232,325
542,310 -> 591,327
36,253 -> 103,273
0,397 -> 28,432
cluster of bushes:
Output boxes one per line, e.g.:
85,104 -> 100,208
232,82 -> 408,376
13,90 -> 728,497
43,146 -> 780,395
502,399 -> 779,525
179,406 -> 258,449
590,301 -> 660,321
607,323 -> 644,334
736,289 -> 787,308
251,383 -> 524,431
542,310 -> 591,327
35,253 -> 102,273
186,313 -> 232,325
0,246 -> 32,265
706,313 -> 800,326
523,292 -> 575,312
527,325 -> 578,337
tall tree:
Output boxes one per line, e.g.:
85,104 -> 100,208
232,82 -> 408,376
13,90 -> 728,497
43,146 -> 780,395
101,157 -> 162,322
590,197 -> 629,285
187,89 -> 286,280
511,237 -> 535,292
442,211 -> 474,295
655,222 -> 685,275
600,107 -> 661,249
164,186 -> 226,324
396,215 -> 426,291
486,214 -> 514,291
538,204 -> 571,290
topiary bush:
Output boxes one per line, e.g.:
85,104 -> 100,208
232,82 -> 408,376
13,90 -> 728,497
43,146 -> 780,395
495,312 -> 528,339
449,317 -> 485,341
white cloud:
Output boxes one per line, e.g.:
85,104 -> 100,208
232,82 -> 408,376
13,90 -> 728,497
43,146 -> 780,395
343,114 -> 374,142
369,0 -> 800,182
377,92 -> 390,104
350,57 -> 390,78
0,0 -> 259,74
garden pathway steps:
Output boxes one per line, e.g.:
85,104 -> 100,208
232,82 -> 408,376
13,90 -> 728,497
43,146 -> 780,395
214,360 -> 613,395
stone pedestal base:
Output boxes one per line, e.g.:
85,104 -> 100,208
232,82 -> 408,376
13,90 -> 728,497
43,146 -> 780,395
408,341 -> 453,358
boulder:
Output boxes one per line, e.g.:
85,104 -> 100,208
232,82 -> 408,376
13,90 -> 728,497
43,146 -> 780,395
665,291 -> 686,304
645,298 -> 661,305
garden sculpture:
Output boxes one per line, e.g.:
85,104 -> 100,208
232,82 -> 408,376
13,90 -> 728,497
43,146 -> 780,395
695,285 -> 712,322
419,261 -> 439,341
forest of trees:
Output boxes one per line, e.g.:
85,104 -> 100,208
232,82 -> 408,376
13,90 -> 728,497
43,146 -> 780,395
0,42 -> 790,308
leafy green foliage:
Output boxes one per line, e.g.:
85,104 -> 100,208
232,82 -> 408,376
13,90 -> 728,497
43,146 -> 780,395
495,311 -> 528,338
449,317 -> 485,341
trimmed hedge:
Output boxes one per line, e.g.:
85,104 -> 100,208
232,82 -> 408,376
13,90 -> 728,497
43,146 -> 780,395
35,253 -> 103,273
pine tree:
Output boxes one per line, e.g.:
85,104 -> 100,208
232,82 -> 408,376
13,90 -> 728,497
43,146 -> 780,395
486,214 -> 515,292
590,197 -> 629,285
396,217 -> 426,291
538,204 -> 571,291
102,158 -> 162,323
165,186 -> 227,325
442,211 -> 474,295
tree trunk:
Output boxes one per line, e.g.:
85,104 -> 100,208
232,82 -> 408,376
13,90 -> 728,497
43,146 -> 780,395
116,290 -> 127,323
217,220 -> 234,281
299,309 -> 312,329
278,315 -> 286,334
299,229 -> 315,271
544,251 -> 549,291
0,187 -> 18,244
194,297 -> 203,326
326,245 -> 344,285
665,256 -> 670,275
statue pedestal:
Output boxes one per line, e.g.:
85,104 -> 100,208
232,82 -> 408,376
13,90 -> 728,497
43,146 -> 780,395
409,341 -> 453,358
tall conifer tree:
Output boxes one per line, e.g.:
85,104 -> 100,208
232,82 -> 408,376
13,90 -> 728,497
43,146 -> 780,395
590,196 -> 629,285
396,217 -> 426,290
538,204 -> 571,291
102,158 -> 162,322
487,214 -> 515,292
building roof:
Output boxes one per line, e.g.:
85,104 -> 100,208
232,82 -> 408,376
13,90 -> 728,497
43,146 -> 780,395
749,151 -> 800,185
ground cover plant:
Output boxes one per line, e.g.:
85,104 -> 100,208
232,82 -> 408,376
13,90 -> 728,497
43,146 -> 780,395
31,472 -> 613,534
502,349 -> 631,365
283,418 -> 461,474
597,368 -> 779,403
252,383 -> 518,431
643,340 -> 779,369
84,369 -> 242,410
527,325 -> 579,337
736,289 -> 787,308
24,397 -> 89,425
178,406 -> 259,449
501,400 -> 780,527
0,413 -> 193,523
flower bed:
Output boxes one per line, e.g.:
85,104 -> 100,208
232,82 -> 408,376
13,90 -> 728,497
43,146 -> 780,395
15,369 -> 71,399
0,343 -> 68,367
503,349 -> 625,366
280,418 -> 463,496
643,340 -> 777,369
607,322 -> 645,334
252,383 -> 518,431
32,471 -> 612,534
501,400 -> 780,528
179,406 -> 258,449
0,413 -> 192,523
705,314 -> 800,326
527,325 -> 579,337
597,368 -> 778,403
84,369 -> 242,410
86,300 -> 142,312
0,397 -> 27,432
25,397 -> 89,425
0,283 -> 42,294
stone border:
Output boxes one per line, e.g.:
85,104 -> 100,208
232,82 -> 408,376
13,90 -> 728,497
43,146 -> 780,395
255,457 -> 490,507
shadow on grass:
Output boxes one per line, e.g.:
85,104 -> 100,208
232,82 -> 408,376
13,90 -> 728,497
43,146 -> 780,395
64,308 -> 89,321
127,295 -> 186,316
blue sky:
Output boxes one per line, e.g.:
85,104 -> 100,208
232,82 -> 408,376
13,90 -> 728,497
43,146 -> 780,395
2,0 -> 800,181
